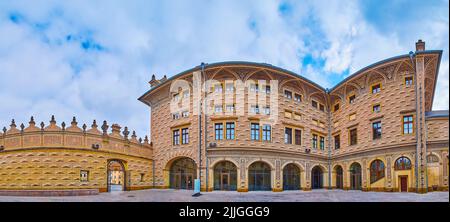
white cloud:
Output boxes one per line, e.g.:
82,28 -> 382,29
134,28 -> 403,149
0,0 -> 448,137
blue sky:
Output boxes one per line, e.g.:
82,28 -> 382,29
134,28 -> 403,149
0,0 -> 448,137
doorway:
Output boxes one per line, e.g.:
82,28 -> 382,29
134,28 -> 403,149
399,176 -> 408,192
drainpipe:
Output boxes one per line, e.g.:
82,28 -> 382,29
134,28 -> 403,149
197,63 -> 205,193
326,89 -> 332,189
202,62 -> 209,192
409,51 -> 420,193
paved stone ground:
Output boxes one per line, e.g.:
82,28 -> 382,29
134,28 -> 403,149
0,189 -> 448,202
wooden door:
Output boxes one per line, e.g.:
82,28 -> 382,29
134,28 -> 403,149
399,176 -> 408,192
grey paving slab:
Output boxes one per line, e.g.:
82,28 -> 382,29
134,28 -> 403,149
0,189 -> 448,202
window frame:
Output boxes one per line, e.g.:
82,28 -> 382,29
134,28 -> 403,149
214,123 -> 224,140
371,82 -> 382,94
348,94 -> 356,104
284,90 -> 293,99
372,103 -> 381,113
333,102 -> 340,112
173,129 -> 180,145
225,122 -> 235,140
284,127 -> 293,144
294,93 -> 302,102
349,128 -> 357,146
334,134 -> 340,150
251,123 -> 260,141
311,100 -> 318,109
402,114 -> 414,135
262,124 -> 272,142
404,76 -> 414,87
372,121 -> 382,140
181,128 -> 189,144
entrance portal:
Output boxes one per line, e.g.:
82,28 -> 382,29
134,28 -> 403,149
311,166 -> 323,189
169,158 -> 197,190
213,161 -> 237,191
107,160 -> 126,192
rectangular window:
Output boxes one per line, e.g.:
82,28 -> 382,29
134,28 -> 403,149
215,123 -> 223,140
312,134 -> 318,149
373,104 -> 381,113
263,106 -> 271,115
181,128 -> 189,144
349,95 -> 356,104
294,94 -> 302,102
265,85 -> 271,94
319,136 -> 325,150
251,123 -> 260,141
262,125 -> 271,142
226,104 -> 235,113
173,129 -> 180,145
334,103 -> 340,112
250,83 -> 259,93
312,100 -> 318,108
319,104 -> 325,112
372,121 -> 382,140
140,173 -> 145,182
214,105 -> 223,113
403,115 -> 414,134
172,113 -> 180,120
80,170 -> 89,182
285,128 -> 293,144
181,111 -> 189,117
349,128 -> 357,146
349,113 -> 356,121
214,83 -> 223,93
284,90 -> 292,99
251,105 -> 260,114
405,76 -> 413,87
295,129 -> 302,145
334,135 -> 340,150
226,83 -> 234,92
372,83 -> 381,94
226,122 -> 235,140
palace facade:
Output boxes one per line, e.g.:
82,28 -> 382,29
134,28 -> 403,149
138,40 -> 448,193
0,40 -> 448,195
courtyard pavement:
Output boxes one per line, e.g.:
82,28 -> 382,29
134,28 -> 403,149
0,189 -> 448,202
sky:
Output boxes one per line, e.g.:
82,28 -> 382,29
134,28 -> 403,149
0,0 -> 448,138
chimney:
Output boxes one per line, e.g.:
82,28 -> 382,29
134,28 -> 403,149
416,39 -> 425,51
